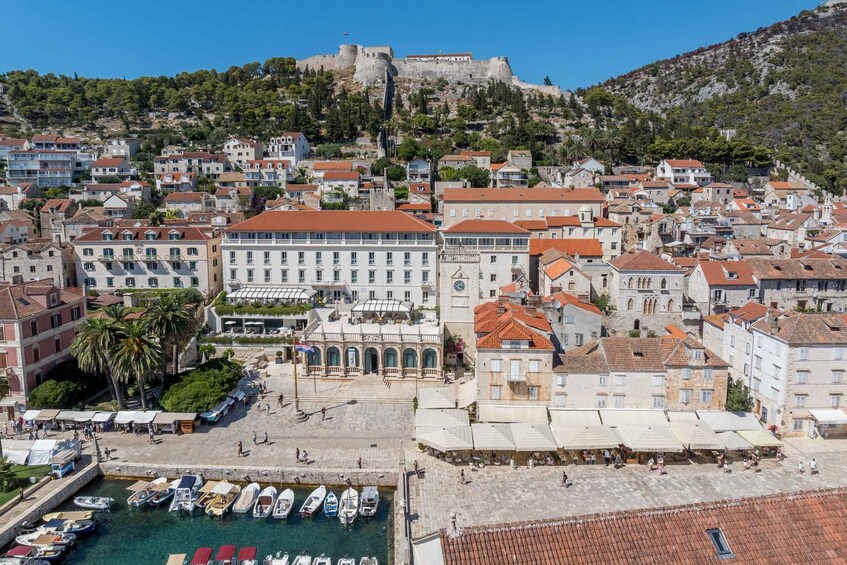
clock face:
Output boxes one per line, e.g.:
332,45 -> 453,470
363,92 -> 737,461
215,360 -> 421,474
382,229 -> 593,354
453,280 -> 466,293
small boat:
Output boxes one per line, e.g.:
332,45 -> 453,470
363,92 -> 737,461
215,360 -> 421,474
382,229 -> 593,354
215,545 -> 236,563
298,485 -> 326,517
358,557 -> 378,565
148,479 -> 179,507
190,547 -> 213,565
169,473 -> 204,513
41,511 -> 93,522
323,491 -> 338,517
194,480 -> 221,512
127,477 -> 168,507
237,547 -> 257,565
338,488 -> 359,526
253,486 -> 277,519
311,556 -> 330,565
165,554 -> 187,565
291,556 -> 311,565
4,544 -> 63,563
206,482 -> 241,518
263,553 -> 289,565
336,558 -> 355,565
40,518 -> 96,536
15,531 -> 75,548
272,489 -> 295,519
232,482 -> 260,514
359,487 -> 379,518
72,496 -> 114,511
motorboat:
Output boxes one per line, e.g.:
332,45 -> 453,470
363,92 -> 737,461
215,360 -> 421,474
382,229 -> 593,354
232,482 -> 260,514
298,485 -> 326,517
165,554 -> 187,565
358,557 -> 378,565
262,552 -> 289,565
4,544 -> 63,563
194,480 -> 221,512
190,547 -> 213,565
169,473 -> 204,513
359,487 -> 379,518
127,477 -> 168,507
148,479 -> 179,507
41,511 -> 92,522
72,496 -> 113,511
336,558 -> 356,565
323,491 -> 338,518
39,518 -> 96,536
338,488 -> 359,526
15,531 -> 75,548
311,556 -> 330,565
237,547 -> 258,565
272,489 -> 295,519
215,545 -> 236,563
291,556 -> 311,565
253,486 -> 277,518
206,482 -> 241,518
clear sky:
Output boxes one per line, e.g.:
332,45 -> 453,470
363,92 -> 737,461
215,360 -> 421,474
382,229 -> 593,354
0,0 -> 820,90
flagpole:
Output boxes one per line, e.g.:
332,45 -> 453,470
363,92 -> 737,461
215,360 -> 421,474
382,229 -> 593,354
292,344 -> 306,422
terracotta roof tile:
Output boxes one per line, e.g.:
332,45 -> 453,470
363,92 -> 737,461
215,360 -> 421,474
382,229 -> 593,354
443,188 -> 604,203
225,210 -> 436,234
610,250 -> 683,272
529,239 -> 603,257
444,220 -> 529,235
697,261 -> 756,286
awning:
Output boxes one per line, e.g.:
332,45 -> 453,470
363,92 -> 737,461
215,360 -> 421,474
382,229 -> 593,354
167,555 -> 188,565
35,409 -> 60,421
28,439 -> 58,465
666,411 -> 699,423
418,387 -> 456,410
3,440 -> 33,465
73,411 -> 97,422
352,299 -> 413,314
153,412 -> 197,425
477,404 -> 548,424
550,425 -> 621,450
717,431 -> 753,451
114,411 -> 138,424
416,426 -> 473,452
198,481 -> 220,494
612,426 -> 684,453
92,412 -> 116,423
549,410 -> 601,427
133,411 -> 160,425
22,410 -> 40,421
695,411 -> 763,433
471,423 -> 515,451
737,429 -> 783,448
809,409 -> 847,425
212,481 -> 236,495
415,409 -> 469,428
457,379 -> 478,409
55,411 -> 81,422
228,390 -> 246,402
126,480 -> 151,492
509,423 -> 557,452
227,287 -> 317,303
669,421 -> 724,451
599,410 -> 668,427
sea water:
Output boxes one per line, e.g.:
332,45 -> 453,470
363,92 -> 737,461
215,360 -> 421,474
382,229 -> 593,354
54,478 -> 392,564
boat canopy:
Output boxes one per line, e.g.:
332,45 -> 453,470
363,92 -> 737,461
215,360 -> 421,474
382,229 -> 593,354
198,481 -> 220,494
477,404 -> 548,424
550,425 -> 621,450
215,545 -> 236,561
695,411 -> 763,433
6,546 -> 33,557
190,548 -> 213,565
418,387 -> 456,410
669,421 -> 724,451
177,475 -> 197,490
612,426 -> 684,453
470,423 -> 515,451
212,481 -> 236,495
126,480 -> 151,492
237,548 -> 257,561
509,423 -> 557,452
414,409 -> 469,429
549,410 -> 601,427
737,429 -> 783,447
166,555 -> 187,565
416,426 -> 473,452
599,409 -> 668,427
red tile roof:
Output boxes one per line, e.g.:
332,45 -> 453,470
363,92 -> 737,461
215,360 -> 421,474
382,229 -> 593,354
444,220 -> 529,235
397,203 -> 432,212
543,291 -> 601,315
665,159 -> 705,168
226,210 -> 436,233
610,250 -> 683,272
0,280 -> 83,320
75,226 -> 210,242
528,239 -> 603,257
313,161 -> 354,171
443,188 -> 604,203
164,192 -> 206,203
513,220 -> 548,230
697,260 -> 756,286
92,157 -> 126,168
474,302 -> 554,350
321,171 -> 360,181
40,199 -> 73,213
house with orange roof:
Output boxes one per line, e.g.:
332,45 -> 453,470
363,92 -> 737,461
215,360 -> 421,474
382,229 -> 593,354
762,180 -> 811,209
537,252 -> 592,299
490,161 -> 527,188
656,159 -> 712,186
156,171 -> 197,192
687,260 -> 758,314
90,157 -> 133,182
242,159 -> 295,188
222,137 -> 263,169
542,291 -> 602,353
164,191 -> 212,217
39,199 -> 77,236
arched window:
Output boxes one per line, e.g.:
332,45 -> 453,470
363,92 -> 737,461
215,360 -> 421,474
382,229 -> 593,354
422,349 -> 437,369
403,348 -> 418,368
628,277 -> 634,289
627,298 -> 634,311
383,348 -> 398,368
667,299 -> 675,312
308,347 -> 322,366
326,347 -> 341,367
660,278 -> 667,290
345,347 -> 360,367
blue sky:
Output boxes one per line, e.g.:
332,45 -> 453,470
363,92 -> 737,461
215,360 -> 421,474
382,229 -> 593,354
1,0 -> 819,89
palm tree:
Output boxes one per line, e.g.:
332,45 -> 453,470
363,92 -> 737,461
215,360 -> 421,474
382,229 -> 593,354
583,129 -> 603,155
70,305 -> 129,409
110,321 -> 164,410
143,293 -> 196,382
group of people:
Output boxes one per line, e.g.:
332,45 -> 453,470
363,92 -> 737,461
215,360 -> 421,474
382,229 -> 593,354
798,458 -> 819,475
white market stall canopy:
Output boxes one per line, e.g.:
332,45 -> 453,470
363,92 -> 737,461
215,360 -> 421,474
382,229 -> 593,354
92,412 -> 116,423
418,387 -> 456,410
549,410 -> 602,427
73,411 -> 97,423
809,409 -> 847,425
457,379 -> 478,409
695,411 -> 763,433
737,429 -> 783,448
28,439 -> 58,466
352,299 -> 413,314
21,410 -> 40,421
227,287 -> 317,303
550,425 -> 622,451
416,426 -> 474,452
34,409 -> 60,422
114,411 -> 139,425
666,411 -> 699,423
55,411 -> 82,422
717,431 -> 753,451
471,423 -> 516,451
612,426 -> 684,453
133,411 -> 161,425
152,412 -> 197,425
669,422 -> 724,451
599,410 -> 668,427
3,440 -> 33,465
477,404 -> 548,424
415,409 -> 470,429
510,423 -> 558,452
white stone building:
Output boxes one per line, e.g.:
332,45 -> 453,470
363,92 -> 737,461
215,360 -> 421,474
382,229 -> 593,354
656,159 -> 712,186
441,188 -> 605,228
687,260 -> 758,314
266,132 -> 310,165
223,137 -> 264,169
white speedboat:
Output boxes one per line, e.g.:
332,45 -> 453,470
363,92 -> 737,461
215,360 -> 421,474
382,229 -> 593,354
336,558 -> 355,565
338,488 -> 359,526
253,486 -> 277,518
4,543 -> 63,563
359,486 -> 379,518
358,557 -> 378,565
148,479 -> 179,507
311,556 -> 330,565
39,518 -> 95,536
291,556 -> 311,565
15,531 -> 75,548
232,482 -> 260,514
272,489 -> 295,519
169,473 -> 204,513
298,485 -> 326,517
127,477 -> 167,507
72,496 -> 113,511
41,511 -> 92,522
262,552 -> 289,565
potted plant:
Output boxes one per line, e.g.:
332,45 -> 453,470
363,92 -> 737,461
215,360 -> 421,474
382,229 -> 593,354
275,350 -> 284,364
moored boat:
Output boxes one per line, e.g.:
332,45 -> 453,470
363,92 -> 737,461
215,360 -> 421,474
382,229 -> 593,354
291,556 -> 310,565
148,479 -> 179,507
205,482 -> 241,518
169,473 -> 204,513
232,482 -> 260,514
298,485 -> 326,517
215,545 -> 236,563
39,518 -> 96,536
237,546 -> 258,565
72,496 -> 114,511
4,544 -> 63,563
338,488 -> 359,526
336,558 -> 355,565
15,531 -> 75,548
41,511 -> 93,522
358,557 -> 378,565
311,556 -> 330,565
272,489 -> 295,520
190,547 -> 213,565
359,487 -> 379,518
323,491 -> 338,517
127,477 -> 168,507
165,553 -> 187,565
193,480 -> 220,512
253,486 -> 277,519
262,553 -> 289,565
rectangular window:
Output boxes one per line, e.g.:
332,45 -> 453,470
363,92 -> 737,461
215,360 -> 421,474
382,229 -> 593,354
679,389 -> 691,404
190,277 -> 199,287
529,360 -> 540,373
263,251 -> 271,264
795,395 -> 806,408
368,252 -> 375,266
281,251 -> 287,264
32,345 -> 40,362
614,374 -> 624,387
369,271 -> 376,284
799,347 -> 809,361
299,270 -> 305,283
106,277 -> 114,287
797,371 -> 809,384
833,371 -> 843,384
281,270 -> 288,283
682,368 -> 691,380
598,374 -> 607,386
491,359 -> 502,373
613,395 -> 625,408
386,252 -> 393,266
386,271 -> 393,284
703,368 -> 713,380
264,269 -> 271,283
229,269 -> 237,281
575,333 -> 584,346
350,270 -> 358,284
836,348 -> 844,361
246,269 -> 254,283
707,529 -> 734,559
832,395 -> 841,408
148,277 -> 158,288
529,386 -> 540,401
652,396 -> 665,409
490,386 -> 501,400
315,270 -> 323,282
298,251 -> 305,265
405,271 -> 412,284
315,251 -> 322,265
754,355 -> 762,370
595,395 -> 607,408
555,394 -> 566,407
653,375 -> 665,387
701,389 -> 713,404
793,419 -> 804,432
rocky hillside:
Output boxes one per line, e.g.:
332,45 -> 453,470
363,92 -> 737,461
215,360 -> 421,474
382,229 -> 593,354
601,1 -> 847,193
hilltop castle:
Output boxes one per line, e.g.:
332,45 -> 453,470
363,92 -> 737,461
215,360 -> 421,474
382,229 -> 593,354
296,45 -> 563,96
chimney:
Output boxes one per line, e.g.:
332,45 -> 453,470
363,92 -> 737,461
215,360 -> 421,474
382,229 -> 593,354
769,313 -> 779,335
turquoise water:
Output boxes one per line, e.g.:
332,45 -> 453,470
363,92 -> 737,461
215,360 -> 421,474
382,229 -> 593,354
50,478 -> 392,565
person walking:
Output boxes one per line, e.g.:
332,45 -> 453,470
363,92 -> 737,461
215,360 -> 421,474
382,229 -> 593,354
321,407 -> 326,421
459,470 -> 465,485
263,431 -> 268,444
810,458 -> 818,474
252,431 -> 257,445
562,471 -> 568,487
357,457 -> 362,469
278,394 -> 284,407
296,448 -> 301,462
302,450 -> 308,463
237,441 -> 243,457
604,449 -> 611,466
147,428 -> 155,444
104,447 -> 111,460
798,460 -> 805,474
19,488 -> 24,502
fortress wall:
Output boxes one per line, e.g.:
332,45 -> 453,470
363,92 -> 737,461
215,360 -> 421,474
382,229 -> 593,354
394,58 -> 513,84
354,51 -> 396,85
511,78 -> 565,97
296,54 -> 340,72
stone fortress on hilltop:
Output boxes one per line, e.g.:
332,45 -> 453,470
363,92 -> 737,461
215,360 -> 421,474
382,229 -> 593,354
296,44 -> 564,96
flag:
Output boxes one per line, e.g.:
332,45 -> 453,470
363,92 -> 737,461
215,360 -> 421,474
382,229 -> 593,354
294,341 -> 314,354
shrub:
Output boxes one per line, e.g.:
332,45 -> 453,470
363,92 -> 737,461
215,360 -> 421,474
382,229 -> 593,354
160,358 -> 242,413
28,380 -> 84,409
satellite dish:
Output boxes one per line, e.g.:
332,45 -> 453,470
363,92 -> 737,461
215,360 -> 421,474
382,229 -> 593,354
553,300 -> 562,309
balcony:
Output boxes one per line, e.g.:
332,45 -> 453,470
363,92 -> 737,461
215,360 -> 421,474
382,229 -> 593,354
168,253 -> 182,261
98,255 -> 116,262
505,373 -> 527,383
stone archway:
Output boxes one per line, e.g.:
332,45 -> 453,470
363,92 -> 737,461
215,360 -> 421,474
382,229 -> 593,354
326,346 -> 341,367
364,347 -> 379,374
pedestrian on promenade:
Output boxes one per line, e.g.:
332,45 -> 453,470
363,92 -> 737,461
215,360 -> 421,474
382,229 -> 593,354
562,471 -> 568,487
321,407 -> 326,421
798,461 -> 805,474
357,457 -> 362,469
296,448 -> 301,462
810,458 -> 818,475
265,403 -> 271,415
460,470 -> 465,485
19,488 -> 24,502
104,447 -> 111,460
28,430 -> 34,441
42,423 -> 47,437
263,431 -> 268,444
303,450 -> 308,463
252,431 -> 257,445
237,441 -> 243,457
278,394 -> 284,407
147,428 -> 154,444
34,430 -> 38,440
604,449 -> 611,466
414,460 -> 420,476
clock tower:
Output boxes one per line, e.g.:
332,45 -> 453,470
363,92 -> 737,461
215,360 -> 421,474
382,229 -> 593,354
438,248 -> 481,351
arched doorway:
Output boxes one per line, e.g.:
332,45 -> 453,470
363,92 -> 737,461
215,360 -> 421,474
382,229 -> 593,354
345,347 -> 360,368
422,348 -> 437,369
402,348 -> 418,368
364,347 -> 379,374
308,347 -> 322,366
383,348 -> 398,368
326,346 -> 341,367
